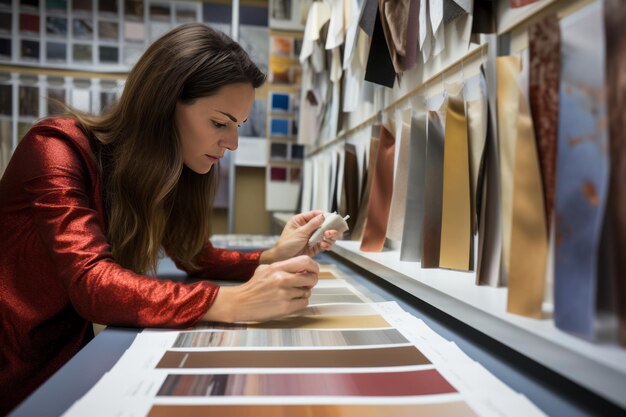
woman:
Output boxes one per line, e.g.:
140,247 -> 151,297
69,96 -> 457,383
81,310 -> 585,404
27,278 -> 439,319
0,23 -> 335,415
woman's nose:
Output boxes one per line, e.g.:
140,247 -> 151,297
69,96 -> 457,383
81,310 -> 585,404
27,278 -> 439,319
222,130 -> 238,151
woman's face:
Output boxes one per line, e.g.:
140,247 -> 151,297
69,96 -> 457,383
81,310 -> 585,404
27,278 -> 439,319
175,82 -> 255,174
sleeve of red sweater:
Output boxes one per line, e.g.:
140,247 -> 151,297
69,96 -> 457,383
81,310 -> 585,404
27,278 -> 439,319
172,241 -> 262,281
23,133 -> 219,328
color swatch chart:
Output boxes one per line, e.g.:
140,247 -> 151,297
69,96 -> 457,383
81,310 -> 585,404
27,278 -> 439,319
61,265 -> 546,417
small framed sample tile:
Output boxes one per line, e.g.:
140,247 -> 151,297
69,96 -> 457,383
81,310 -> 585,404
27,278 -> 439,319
20,13 -> 40,34
46,41 -> 66,62
270,35 -> 293,57
99,20 -> 119,41
98,0 -> 118,16
99,45 -> 119,63
150,3 -> 170,22
46,0 -> 67,13
21,39 -> 40,60
124,0 -> 143,20
124,21 -> 144,42
73,18 -> 93,39
46,16 -> 68,37
19,85 -> 39,117
270,166 -> 287,181
175,3 -> 197,23
72,43 -> 92,62
270,117 -> 290,137
0,38 -> 10,59
270,92 -> 290,112
0,83 -> 11,116
291,144 -> 304,160
290,166 -> 301,183
270,142 -> 288,160
0,12 -> 12,33
72,0 -> 92,14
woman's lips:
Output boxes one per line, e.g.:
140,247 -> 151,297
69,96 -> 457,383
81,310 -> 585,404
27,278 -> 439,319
204,154 -> 221,161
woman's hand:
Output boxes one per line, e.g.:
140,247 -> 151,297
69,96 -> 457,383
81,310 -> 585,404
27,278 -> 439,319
260,210 -> 339,264
203,255 -> 319,323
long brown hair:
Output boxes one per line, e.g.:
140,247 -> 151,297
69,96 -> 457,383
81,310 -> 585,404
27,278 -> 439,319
73,23 -> 265,275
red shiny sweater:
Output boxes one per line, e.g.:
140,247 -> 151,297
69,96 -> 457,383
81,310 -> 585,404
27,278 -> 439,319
0,118 -> 261,415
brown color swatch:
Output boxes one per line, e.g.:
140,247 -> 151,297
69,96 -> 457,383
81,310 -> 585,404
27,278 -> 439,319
361,126 -> 396,252
156,345 -> 430,369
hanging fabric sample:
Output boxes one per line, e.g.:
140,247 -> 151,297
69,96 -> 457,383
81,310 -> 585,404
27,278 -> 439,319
528,14 -> 560,229
386,109 -> 412,242
496,55 -> 521,279
605,0 -> 626,347
471,0 -> 496,35
554,1 -> 609,339
404,0 -> 421,71
439,88 -> 472,271
340,143 -> 360,233
352,128 -> 380,241
400,110 -> 428,262
507,71 -> 548,319
476,36 -> 505,287
361,126 -> 396,252
422,110 -> 446,268
465,73 -> 488,236
364,6 -> 397,87
379,0 -> 410,74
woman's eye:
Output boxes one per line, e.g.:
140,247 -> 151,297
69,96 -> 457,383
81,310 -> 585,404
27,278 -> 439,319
212,121 -> 227,129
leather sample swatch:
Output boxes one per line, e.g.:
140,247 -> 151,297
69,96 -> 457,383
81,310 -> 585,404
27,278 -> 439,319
361,126 -> 396,252
422,110 -> 446,268
528,15 -> 560,230
352,129 -> 380,241
507,87 -> 548,318
400,111 -> 428,262
466,74 -> 488,235
554,2 -> 609,338
386,110 -> 412,242
405,0 -> 421,71
496,55 -> 521,279
365,7 -> 397,87
471,0 -> 496,34
157,345 -> 430,369
380,0 -> 410,74
605,0 -> 626,346
340,143 -> 360,233
476,39 -> 505,287
148,403 -> 480,417
439,90 -> 472,271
